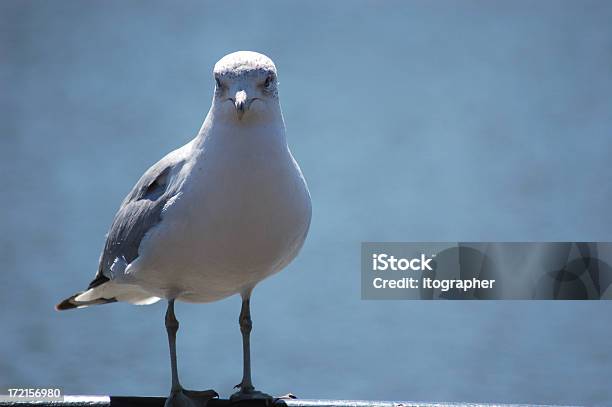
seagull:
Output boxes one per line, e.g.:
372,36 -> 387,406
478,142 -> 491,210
56,51 -> 312,407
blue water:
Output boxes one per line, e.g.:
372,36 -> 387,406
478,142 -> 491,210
2,1 -> 612,405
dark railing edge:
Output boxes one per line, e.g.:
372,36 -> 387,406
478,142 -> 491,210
0,396 -> 580,407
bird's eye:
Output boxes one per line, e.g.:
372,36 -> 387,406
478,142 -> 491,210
263,74 -> 274,89
215,77 -> 223,89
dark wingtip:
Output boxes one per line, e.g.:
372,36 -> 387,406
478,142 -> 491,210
55,292 -> 118,311
55,295 -> 80,311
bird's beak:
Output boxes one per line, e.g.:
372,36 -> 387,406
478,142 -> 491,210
235,90 -> 247,119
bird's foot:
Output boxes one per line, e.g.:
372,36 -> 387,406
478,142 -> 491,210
164,390 -> 197,407
165,388 -> 218,407
230,384 -> 273,403
275,393 -> 297,400
184,389 -> 219,404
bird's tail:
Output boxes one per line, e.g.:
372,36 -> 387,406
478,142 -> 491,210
55,281 -> 161,311
55,292 -> 116,310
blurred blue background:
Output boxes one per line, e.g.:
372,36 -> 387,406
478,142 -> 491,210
2,1 -> 612,405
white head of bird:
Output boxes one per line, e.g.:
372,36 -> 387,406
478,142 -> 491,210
211,51 -> 281,125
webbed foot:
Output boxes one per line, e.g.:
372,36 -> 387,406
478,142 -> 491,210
165,388 -> 218,407
275,393 -> 297,400
230,384 -> 273,403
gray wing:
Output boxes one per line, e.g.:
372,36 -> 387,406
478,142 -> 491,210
88,147 -> 188,289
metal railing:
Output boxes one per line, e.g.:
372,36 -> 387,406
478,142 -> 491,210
0,396 -> 574,407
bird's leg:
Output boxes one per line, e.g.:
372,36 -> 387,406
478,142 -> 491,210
239,297 -> 254,392
230,295 -> 272,401
165,299 -> 183,393
164,300 -> 217,407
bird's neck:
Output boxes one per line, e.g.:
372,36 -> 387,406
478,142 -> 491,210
192,108 -> 288,154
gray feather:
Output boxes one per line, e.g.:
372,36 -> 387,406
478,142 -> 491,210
89,145 -> 189,288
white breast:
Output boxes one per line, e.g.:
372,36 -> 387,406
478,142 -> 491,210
127,124 -> 311,303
